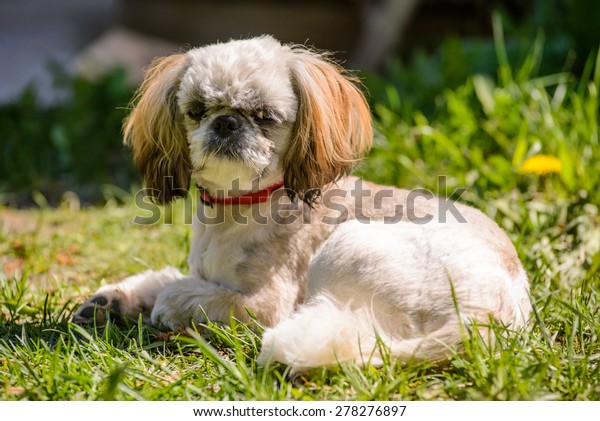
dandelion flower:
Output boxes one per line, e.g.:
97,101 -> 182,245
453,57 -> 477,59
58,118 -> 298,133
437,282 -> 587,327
518,154 -> 562,175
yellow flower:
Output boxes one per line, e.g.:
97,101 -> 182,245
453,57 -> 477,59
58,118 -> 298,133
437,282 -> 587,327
518,154 -> 562,175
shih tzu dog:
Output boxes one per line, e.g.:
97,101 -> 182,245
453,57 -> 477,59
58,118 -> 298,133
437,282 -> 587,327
73,36 -> 531,370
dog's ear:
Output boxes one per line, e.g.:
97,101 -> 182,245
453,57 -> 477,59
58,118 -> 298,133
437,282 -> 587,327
123,53 -> 190,204
285,50 -> 373,205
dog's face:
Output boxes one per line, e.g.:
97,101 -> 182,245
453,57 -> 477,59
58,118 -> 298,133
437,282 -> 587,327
179,37 -> 298,194
124,36 -> 373,204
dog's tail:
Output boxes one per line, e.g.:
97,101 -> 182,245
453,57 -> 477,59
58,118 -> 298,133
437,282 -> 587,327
257,294 -> 464,371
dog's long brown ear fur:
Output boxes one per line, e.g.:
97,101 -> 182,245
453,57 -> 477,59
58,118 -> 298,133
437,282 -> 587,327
123,54 -> 190,204
285,49 -> 373,205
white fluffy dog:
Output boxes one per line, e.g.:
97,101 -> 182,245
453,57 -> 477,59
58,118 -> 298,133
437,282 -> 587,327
73,36 -> 531,370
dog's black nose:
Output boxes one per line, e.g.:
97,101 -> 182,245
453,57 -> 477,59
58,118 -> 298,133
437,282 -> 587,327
212,114 -> 242,137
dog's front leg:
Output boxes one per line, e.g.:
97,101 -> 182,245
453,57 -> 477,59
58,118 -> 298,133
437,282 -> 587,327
72,267 -> 183,324
151,277 -> 297,330
74,268 -> 297,329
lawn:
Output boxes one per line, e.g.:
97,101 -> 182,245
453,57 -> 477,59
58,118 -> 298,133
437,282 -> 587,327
1,28 -> 599,400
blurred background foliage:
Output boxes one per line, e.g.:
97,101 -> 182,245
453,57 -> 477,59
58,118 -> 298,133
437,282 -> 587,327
0,0 -> 598,207
0,68 -> 136,206
362,10 -> 599,204
366,0 -> 600,113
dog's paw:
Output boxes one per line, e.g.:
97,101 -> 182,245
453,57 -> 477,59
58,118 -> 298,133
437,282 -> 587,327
150,295 -> 190,330
72,286 -> 146,325
72,292 -> 121,324
150,284 -> 207,330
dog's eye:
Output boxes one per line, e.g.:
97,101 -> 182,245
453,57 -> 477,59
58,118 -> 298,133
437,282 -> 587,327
186,106 -> 206,121
254,110 -> 275,124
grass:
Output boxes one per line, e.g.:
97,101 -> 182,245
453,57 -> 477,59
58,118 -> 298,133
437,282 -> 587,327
1,23 -> 599,400
1,201 -> 598,401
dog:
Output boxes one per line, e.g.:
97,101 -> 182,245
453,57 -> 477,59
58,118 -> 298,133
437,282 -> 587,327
73,36 -> 531,370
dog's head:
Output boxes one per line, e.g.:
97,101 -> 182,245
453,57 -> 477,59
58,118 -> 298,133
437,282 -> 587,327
124,36 -> 372,204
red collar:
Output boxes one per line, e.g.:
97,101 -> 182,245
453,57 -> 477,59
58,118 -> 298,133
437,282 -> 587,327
199,181 -> 285,206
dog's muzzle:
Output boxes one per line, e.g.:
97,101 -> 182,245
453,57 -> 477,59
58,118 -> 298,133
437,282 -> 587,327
205,114 -> 249,158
